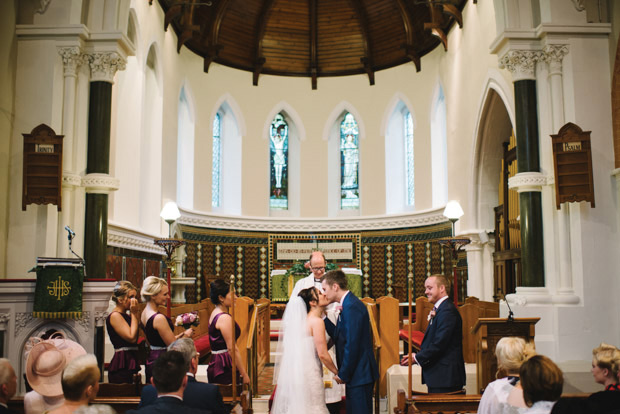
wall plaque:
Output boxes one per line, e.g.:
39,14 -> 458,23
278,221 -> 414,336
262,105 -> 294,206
22,124 -> 64,211
550,122 -> 595,209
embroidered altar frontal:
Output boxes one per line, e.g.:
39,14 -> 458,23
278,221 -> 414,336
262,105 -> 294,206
33,265 -> 84,318
179,221 -> 463,302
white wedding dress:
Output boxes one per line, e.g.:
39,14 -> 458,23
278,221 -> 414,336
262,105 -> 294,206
271,297 -> 328,414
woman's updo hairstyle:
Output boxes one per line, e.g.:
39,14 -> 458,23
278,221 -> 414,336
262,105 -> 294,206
111,280 -> 138,304
495,337 -> 536,375
592,342 -> 620,378
298,287 -> 318,312
140,276 -> 168,302
210,279 -> 230,305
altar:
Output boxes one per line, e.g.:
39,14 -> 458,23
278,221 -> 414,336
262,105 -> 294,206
270,267 -> 362,302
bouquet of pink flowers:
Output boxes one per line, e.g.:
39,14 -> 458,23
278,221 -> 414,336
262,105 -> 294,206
175,311 -> 200,329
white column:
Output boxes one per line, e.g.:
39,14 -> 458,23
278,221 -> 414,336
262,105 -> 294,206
542,45 -> 579,303
57,47 -> 85,258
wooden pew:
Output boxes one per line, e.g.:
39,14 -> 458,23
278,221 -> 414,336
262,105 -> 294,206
458,297 -> 499,363
375,296 -> 400,397
393,390 -> 590,414
245,298 -> 270,396
399,296 -> 433,352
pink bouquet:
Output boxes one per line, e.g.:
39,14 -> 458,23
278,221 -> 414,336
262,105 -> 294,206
175,311 -> 200,329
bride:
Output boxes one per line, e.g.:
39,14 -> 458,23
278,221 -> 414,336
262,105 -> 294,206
271,287 -> 339,414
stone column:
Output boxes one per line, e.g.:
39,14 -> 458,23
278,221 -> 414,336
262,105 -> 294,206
57,47 -> 85,258
83,52 -> 124,278
500,50 -> 546,288
542,45 -> 578,302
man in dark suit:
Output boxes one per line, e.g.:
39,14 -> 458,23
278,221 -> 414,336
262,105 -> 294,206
0,359 -> 16,413
139,338 -> 226,414
322,270 -> 379,414
128,350 -> 212,414
401,274 -> 465,393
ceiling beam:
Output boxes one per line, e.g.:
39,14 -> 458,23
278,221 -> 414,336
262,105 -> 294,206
347,0 -> 374,85
395,0 -> 421,72
199,0 -> 231,72
252,0 -> 277,86
310,0 -> 318,90
424,4 -> 447,51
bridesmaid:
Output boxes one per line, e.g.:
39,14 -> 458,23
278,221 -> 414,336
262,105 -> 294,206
140,276 -> 193,383
106,281 -> 141,383
207,279 -> 250,385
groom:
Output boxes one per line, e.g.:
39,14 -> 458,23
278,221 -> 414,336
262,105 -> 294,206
322,270 -> 378,414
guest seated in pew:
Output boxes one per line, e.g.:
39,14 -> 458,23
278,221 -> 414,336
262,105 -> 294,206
127,351 -> 211,414
24,333 -> 86,414
551,342 -> 620,414
106,281 -> 141,384
141,276 -> 194,384
478,337 -> 535,414
48,354 -> 104,414
207,279 -> 250,385
520,355 -> 563,414
0,359 -> 16,414
139,338 -> 226,414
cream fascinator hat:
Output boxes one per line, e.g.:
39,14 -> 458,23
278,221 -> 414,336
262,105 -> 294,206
25,332 -> 86,397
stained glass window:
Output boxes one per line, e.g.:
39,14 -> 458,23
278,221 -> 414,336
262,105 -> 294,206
405,111 -> 414,206
340,113 -> 359,209
270,113 -> 288,210
211,113 -> 221,207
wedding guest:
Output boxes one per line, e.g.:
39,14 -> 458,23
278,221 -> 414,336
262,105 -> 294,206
106,281 -> 140,384
478,337 -> 535,414
207,279 -> 250,385
48,354 -> 100,414
24,334 -> 86,414
520,355 -> 563,414
552,343 -> 620,414
139,338 -> 226,414
127,351 -> 210,414
0,359 -> 17,413
141,276 -> 193,384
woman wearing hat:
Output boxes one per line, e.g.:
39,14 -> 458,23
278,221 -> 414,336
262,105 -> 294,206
106,281 -> 141,384
24,334 -> 86,414
140,276 -> 193,384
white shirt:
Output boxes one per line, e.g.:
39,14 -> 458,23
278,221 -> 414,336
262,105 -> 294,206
477,377 -> 527,414
290,273 -> 324,298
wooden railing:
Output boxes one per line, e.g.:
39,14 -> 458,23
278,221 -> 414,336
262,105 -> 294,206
364,300 -> 381,414
246,298 -> 270,396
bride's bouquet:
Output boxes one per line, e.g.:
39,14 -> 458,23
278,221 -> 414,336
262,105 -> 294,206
175,311 -> 200,330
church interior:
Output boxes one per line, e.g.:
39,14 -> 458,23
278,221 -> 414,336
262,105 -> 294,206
1,0 -> 620,412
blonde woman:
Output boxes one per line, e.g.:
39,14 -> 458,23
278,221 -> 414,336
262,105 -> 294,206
141,276 -> 193,383
478,337 -> 536,414
106,281 -> 140,384
48,354 -> 100,414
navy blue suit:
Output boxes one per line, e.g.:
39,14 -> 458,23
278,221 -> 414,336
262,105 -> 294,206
138,376 -> 226,414
415,298 -> 465,392
128,395 -> 212,414
325,291 -> 379,414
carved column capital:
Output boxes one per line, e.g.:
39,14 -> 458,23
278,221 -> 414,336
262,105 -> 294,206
541,45 -> 569,75
95,311 -> 108,327
0,313 -> 10,331
86,52 -> 127,83
499,50 -> 542,82
58,47 -> 85,78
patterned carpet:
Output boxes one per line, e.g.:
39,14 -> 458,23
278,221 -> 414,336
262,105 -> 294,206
257,363 -> 275,396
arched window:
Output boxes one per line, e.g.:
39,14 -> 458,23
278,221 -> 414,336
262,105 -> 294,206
405,111 -> 414,207
177,86 -> 194,209
340,113 -> 360,209
270,113 -> 288,210
431,86 -> 448,207
212,113 -> 221,207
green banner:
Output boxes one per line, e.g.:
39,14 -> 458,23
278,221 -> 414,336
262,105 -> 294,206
33,266 -> 83,319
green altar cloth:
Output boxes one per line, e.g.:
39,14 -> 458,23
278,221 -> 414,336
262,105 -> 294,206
33,265 -> 83,318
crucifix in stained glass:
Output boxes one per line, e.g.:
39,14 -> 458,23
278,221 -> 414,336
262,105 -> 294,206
270,113 -> 288,210
340,112 -> 359,209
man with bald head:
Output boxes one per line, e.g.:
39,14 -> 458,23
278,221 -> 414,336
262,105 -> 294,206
291,251 -> 328,297
401,274 -> 465,393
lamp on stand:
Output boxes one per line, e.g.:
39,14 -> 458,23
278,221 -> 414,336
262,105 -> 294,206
154,201 -> 185,317
437,200 -> 470,305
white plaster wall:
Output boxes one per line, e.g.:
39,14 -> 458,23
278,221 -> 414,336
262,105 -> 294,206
0,1 -> 18,276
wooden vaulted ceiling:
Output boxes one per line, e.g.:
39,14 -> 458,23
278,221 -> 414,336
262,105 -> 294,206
156,0 -> 468,89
